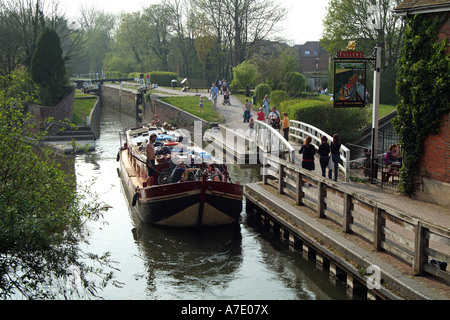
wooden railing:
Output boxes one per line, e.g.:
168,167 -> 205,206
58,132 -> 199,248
263,156 -> 450,282
289,120 -> 351,181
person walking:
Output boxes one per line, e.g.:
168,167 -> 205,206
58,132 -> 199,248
269,107 -> 281,129
243,99 -> 252,123
318,135 -> 331,178
281,112 -> 289,140
330,134 -> 341,181
256,107 -> 266,122
210,83 -> 219,110
299,136 -> 316,171
263,95 -> 270,119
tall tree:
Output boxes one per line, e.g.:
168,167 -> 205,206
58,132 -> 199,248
321,0 -> 404,103
30,27 -> 67,105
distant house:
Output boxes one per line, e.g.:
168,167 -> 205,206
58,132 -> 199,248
293,41 -> 330,91
394,0 -> 450,206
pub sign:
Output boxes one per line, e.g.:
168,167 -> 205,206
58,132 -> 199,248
333,51 -> 367,108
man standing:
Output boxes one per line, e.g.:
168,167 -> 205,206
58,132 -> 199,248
210,83 -> 219,110
146,133 -> 157,186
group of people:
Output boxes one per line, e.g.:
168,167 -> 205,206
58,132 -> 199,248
207,80 -> 230,111
298,134 -> 341,182
145,132 -> 225,185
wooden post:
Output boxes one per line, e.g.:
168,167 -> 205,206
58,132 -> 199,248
373,206 -> 385,251
317,182 -> 326,218
296,171 -> 304,206
343,192 -> 353,233
414,221 -> 429,275
278,162 -> 284,194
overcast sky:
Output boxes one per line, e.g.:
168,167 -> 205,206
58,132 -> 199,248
60,0 -> 329,45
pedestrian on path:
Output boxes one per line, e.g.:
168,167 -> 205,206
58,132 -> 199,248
256,107 -> 266,122
210,83 -> 219,110
243,99 -> 252,123
269,107 -> 281,129
263,95 -> 270,119
281,112 -> 289,141
330,134 -> 341,181
318,135 -> 331,178
299,136 -> 316,171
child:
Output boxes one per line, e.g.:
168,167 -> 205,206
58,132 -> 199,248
199,96 -> 204,112
248,117 -> 255,136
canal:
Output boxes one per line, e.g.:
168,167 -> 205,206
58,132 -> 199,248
75,106 -> 351,300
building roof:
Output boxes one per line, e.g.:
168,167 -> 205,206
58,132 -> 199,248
395,0 -> 450,15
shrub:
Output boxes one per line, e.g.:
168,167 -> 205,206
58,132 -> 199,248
282,99 -> 369,143
270,90 -> 289,108
149,71 -> 178,87
285,72 -> 305,97
231,61 -> 259,92
255,83 -> 271,106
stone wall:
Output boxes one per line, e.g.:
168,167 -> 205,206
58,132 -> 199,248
27,90 -> 75,133
100,84 -> 209,132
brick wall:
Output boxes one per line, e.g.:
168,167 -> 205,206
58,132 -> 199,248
421,112 -> 450,183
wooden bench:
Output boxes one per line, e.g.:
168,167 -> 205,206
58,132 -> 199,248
382,164 -> 400,184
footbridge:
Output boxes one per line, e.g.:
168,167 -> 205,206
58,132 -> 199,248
208,119 -> 350,182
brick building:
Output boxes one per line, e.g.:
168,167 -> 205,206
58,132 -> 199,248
395,0 -> 450,206
293,41 -> 330,91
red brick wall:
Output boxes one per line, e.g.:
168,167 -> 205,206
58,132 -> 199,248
420,12 -> 450,183
421,112 -> 450,183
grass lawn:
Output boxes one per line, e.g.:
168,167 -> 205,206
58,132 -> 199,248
159,96 -> 225,123
73,91 -> 97,125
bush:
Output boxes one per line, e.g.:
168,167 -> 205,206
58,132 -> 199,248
270,90 -> 289,108
231,61 -> 259,92
255,83 -> 271,106
282,99 -> 369,143
149,71 -> 178,87
285,72 -> 305,97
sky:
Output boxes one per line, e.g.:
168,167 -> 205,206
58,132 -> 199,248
61,0 -> 330,45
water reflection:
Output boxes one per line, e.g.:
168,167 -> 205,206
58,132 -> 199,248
129,213 -> 243,299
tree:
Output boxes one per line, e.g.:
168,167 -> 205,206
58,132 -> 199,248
30,28 -> 67,105
230,60 -> 259,92
321,0 -> 405,104
0,91 -> 114,299
193,14 -> 215,87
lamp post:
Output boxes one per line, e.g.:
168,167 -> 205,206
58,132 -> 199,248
368,4 -> 382,183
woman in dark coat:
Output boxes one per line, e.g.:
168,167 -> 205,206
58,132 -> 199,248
299,136 -> 316,171
318,135 -> 331,178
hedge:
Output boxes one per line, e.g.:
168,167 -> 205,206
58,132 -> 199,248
280,99 -> 369,143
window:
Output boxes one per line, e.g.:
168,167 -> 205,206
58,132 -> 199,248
305,50 -> 311,55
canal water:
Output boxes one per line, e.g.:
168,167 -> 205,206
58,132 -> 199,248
75,106 -> 350,300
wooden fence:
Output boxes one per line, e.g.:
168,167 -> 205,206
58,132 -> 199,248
263,156 -> 450,282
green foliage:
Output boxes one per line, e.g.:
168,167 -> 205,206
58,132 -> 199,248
148,71 -> 179,87
270,90 -> 289,108
281,99 -> 369,143
30,28 -> 68,106
159,96 -> 224,123
285,72 -> 306,97
255,83 -> 271,105
393,14 -> 450,196
0,90 -> 113,299
231,61 -> 259,92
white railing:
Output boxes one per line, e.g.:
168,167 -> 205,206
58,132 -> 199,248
253,120 -> 296,164
289,120 -> 350,181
